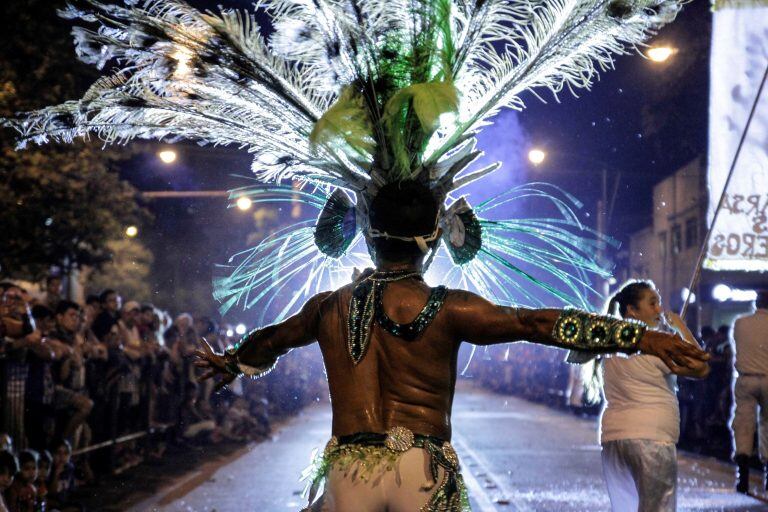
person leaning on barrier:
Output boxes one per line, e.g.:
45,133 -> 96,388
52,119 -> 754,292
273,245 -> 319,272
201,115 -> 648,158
730,290 -> 768,494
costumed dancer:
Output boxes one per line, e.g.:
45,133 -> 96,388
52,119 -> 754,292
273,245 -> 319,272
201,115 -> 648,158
195,187 -> 706,511
3,0 -> 709,510
730,290 -> 768,494
599,280 -> 708,512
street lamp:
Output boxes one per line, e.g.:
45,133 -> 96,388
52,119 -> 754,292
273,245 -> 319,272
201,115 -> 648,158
125,225 -> 138,238
236,196 -> 252,211
158,149 -> 177,164
528,148 -> 547,165
646,46 -> 676,63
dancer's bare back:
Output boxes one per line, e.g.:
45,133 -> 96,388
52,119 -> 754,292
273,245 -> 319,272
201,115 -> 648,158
195,274 -> 709,441
314,277 -> 577,439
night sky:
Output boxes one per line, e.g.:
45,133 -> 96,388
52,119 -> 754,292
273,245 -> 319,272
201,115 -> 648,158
15,1 -> 714,323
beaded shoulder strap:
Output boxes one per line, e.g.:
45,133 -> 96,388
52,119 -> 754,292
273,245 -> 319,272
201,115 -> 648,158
374,286 -> 447,341
346,271 -> 446,364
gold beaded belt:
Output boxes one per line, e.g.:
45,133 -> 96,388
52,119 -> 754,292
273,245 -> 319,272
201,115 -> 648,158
307,426 -> 468,512
336,426 -> 449,451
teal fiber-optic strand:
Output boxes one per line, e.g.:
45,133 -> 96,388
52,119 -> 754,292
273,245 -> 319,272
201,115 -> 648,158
480,234 -> 599,309
215,211 -> 371,319
216,179 -> 610,325
482,226 -> 605,283
474,182 -> 583,215
481,247 -> 586,308
214,221 -> 318,311
227,184 -> 330,208
435,182 -> 608,313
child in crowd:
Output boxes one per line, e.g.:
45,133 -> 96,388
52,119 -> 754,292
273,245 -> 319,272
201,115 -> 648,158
48,440 -> 77,512
0,451 -> 18,512
35,451 -> 51,512
5,450 -> 37,512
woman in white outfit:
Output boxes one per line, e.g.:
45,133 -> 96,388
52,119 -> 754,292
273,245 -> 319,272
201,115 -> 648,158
599,280 -> 709,512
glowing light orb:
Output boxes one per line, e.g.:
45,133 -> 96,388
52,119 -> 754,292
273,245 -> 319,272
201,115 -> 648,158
528,148 -> 546,165
125,225 -> 138,238
235,323 -> 247,335
171,48 -> 193,78
236,196 -> 253,211
712,284 -> 730,302
647,46 -> 674,62
158,149 -> 177,164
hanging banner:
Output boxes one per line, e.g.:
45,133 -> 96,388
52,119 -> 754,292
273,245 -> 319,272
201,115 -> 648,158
706,1 -> 768,271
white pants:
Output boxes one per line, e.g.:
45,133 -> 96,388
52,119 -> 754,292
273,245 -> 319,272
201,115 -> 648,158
601,439 -> 677,512
731,374 -> 768,461
309,447 -> 447,512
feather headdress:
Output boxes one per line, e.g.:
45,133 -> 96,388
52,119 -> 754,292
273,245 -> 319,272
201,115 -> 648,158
5,0 -> 682,315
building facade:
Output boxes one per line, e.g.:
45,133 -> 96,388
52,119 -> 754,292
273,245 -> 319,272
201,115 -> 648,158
624,157 -> 768,332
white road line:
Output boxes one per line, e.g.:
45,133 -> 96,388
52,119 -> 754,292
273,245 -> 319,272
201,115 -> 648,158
453,432 -> 530,512
454,448 -> 501,512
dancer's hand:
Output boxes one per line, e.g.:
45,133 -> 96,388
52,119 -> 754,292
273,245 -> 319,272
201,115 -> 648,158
193,338 -> 236,392
638,330 -> 709,373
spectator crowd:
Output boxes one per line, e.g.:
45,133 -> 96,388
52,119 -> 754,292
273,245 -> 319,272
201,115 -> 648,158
0,273 -> 746,510
0,276 -> 326,512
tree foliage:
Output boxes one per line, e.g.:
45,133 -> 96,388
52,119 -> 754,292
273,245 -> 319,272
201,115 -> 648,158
0,0 -> 149,279
86,238 -> 154,302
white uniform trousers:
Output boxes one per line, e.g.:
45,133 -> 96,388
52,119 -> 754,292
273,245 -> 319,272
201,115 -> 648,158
731,373 -> 768,461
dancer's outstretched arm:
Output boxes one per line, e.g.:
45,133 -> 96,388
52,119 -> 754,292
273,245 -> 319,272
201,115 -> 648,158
194,291 -> 331,390
446,290 -> 709,374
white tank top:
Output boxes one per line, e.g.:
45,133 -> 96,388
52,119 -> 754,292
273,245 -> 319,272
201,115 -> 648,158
599,353 -> 679,444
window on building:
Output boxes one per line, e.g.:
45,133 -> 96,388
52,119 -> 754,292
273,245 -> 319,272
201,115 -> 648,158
658,232 -> 667,258
685,217 -> 698,249
671,225 -> 682,254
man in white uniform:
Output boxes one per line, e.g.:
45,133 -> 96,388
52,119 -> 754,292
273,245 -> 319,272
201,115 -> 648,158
731,290 -> 768,493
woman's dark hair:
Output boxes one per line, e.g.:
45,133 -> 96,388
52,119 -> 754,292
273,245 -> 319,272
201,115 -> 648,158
368,181 -> 439,262
55,300 -> 80,317
98,289 -> 117,303
757,290 -> 768,309
50,439 -> 71,454
606,280 -> 655,318
30,305 -> 54,321
17,449 -> 39,467
0,451 -> 17,476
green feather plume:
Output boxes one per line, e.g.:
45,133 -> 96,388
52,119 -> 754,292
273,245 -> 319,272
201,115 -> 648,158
310,87 -> 375,164
383,81 -> 459,177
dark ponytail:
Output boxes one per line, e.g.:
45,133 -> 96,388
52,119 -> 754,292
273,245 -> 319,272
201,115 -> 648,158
606,280 -> 655,318
584,279 -> 656,404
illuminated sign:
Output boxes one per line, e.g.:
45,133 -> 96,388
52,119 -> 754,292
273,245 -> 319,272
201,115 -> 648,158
712,1 -> 768,9
706,5 -> 768,271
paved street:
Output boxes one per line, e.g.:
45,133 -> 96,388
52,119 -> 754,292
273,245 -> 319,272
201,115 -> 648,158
129,382 -> 767,511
